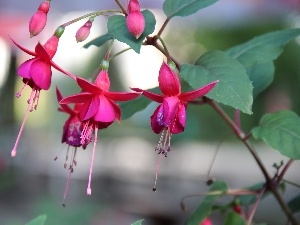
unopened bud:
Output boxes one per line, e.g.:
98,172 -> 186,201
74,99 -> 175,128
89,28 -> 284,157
75,19 -> 93,42
126,11 -> 145,39
29,0 -> 50,37
127,0 -> 141,13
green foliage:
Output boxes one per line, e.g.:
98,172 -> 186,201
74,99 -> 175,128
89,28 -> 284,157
119,87 -> 160,119
131,219 -> 145,225
237,183 -> 268,206
107,10 -> 156,53
83,33 -> 113,48
186,181 -> 228,225
288,194 -> 300,213
252,110 -> 300,159
180,50 -> 253,114
25,215 -> 47,225
224,212 -> 246,225
163,0 -> 219,18
226,28 -> 300,98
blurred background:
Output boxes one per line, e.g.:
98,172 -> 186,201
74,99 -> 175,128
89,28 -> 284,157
1,0 -> 300,224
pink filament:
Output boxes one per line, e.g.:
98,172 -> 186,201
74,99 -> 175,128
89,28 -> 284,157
87,126 -> 98,195
153,154 -> 163,192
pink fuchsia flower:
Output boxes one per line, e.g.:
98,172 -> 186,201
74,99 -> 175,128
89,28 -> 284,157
60,68 -> 140,195
56,87 -> 90,205
75,17 -> 94,43
29,0 -> 51,37
10,33 -> 75,158
126,0 -> 145,39
132,61 -> 218,191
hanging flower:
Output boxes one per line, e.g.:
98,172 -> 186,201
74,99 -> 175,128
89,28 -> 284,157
10,28 -> 75,158
60,68 -> 140,195
132,61 -> 218,191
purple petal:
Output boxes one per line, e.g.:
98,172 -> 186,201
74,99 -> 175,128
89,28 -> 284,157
179,80 -> 219,102
150,105 -> 165,134
30,59 -> 52,90
171,103 -> 186,134
17,58 -> 37,79
162,96 -> 180,127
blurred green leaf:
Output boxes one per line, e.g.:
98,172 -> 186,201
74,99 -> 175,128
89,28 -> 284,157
186,181 -> 228,225
238,183 -> 269,206
163,0 -> 219,18
131,219 -> 145,225
108,10 -> 156,53
224,212 -> 246,225
180,50 -> 253,114
252,110 -> 300,159
25,215 -> 47,225
288,194 -> 300,213
119,87 -> 160,119
83,33 -> 113,48
226,28 -> 300,98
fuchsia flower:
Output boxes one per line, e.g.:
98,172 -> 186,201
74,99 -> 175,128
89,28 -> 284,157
200,218 -> 213,225
132,61 -> 218,191
60,69 -> 140,195
29,0 -> 51,37
56,87 -> 90,204
10,34 -> 75,158
126,0 -> 145,39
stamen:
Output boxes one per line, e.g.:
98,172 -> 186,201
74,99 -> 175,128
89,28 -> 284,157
11,92 -> 34,157
153,154 -> 163,192
16,80 -> 29,98
87,126 -> 98,195
81,121 -> 93,145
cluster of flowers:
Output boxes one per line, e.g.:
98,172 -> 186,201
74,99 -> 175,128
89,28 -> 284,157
10,0 -> 218,200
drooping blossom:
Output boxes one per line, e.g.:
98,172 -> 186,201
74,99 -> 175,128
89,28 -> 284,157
10,31 -> 75,158
75,17 -> 94,42
60,68 -> 140,195
126,0 -> 145,39
56,87 -> 90,205
29,0 -> 51,37
132,61 -> 218,191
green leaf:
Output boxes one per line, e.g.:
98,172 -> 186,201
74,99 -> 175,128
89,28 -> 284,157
25,215 -> 47,225
131,219 -> 145,225
107,10 -> 156,53
83,33 -> 113,48
226,28 -> 300,98
238,183 -> 267,206
119,87 -> 160,120
224,212 -> 246,225
163,0 -> 219,18
180,50 -> 253,114
288,194 -> 300,213
252,110 -> 300,160
186,181 -> 228,225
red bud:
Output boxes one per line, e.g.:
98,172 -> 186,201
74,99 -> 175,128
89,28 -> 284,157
75,20 -> 93,42
29,0 -> 50,37
126,11 -> 145,39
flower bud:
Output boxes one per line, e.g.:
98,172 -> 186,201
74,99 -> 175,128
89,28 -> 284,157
128,0 -> 141,13
126,11 -> 145,39
29,0 -> 50,37
75,18 -> 93,42
200,218 -> 213,225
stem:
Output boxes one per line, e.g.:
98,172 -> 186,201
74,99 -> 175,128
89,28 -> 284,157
282,179 -> 300,188
61,10 -> 121,27
115,0 -> 128,16
247,186 -> 266,225
276,159 -> 294,185
205,98 -> 298,224
107,47 -> 131,61
156,36 -> 171,61
157,18 -> 171,37
105,38 -> 115,59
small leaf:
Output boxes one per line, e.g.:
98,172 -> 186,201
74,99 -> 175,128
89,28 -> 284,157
25,215 -> 47,225
119,87 -> 160,120
252,110 -> 300,160
108,10 -> 156,53
180,50 -> 253,114
224,212 -> 246,225
226,28 -> 300,98
131,219 -> 145,225
288,194 -> 300,213
163,0 -> 219,18
186,181 -> 228,225
83,33 -> 113,48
